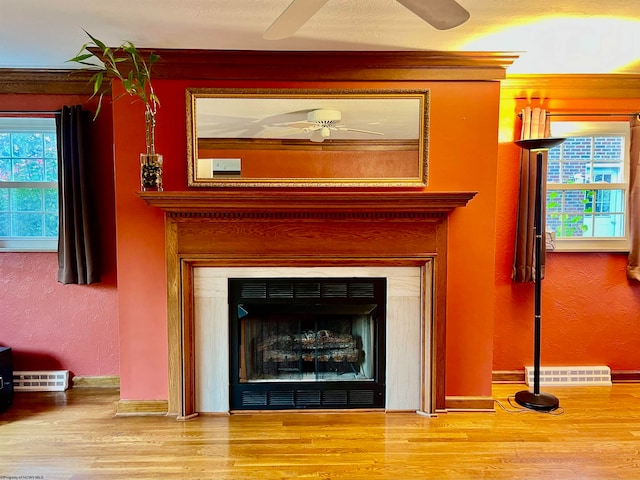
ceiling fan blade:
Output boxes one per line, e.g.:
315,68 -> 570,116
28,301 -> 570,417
335,127 -> 385,136
263,0 -> 329,40
272,120 -> 316,129
396,0 -> 470,30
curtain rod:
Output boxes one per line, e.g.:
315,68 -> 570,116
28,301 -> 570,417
0,110 -> 61,115
546,112 -> 639,117
519,112 -> 640,118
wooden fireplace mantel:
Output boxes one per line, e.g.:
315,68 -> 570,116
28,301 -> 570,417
139,189 -> 476,417
138,190 -> 477,217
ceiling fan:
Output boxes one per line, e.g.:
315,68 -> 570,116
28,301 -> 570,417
263,0 -> 470,40
276,108 -> 385,143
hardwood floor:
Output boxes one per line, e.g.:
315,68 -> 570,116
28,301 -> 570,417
1,384 -> 640,479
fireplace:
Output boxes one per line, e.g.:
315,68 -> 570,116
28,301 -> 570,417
229,277 -> 386,410
139,190 -> 476,417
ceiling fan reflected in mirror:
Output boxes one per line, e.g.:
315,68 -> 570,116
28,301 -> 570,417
277,108 -> 385,143
263,0 -> 470,40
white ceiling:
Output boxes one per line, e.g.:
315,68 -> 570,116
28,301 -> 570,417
2,0 -> 640,74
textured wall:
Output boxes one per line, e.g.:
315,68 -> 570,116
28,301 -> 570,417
0,93 -> 119,377
0,253 -> 119,375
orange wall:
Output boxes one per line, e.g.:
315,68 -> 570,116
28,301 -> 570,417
113,79 -> 501,401
494,93 -> 640,372
0,94 -> 119,376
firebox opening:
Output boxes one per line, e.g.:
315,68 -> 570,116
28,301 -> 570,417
229,277 -> 386,410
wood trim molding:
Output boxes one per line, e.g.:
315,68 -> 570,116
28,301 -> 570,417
116,400 -> 169,416
611,370 -> 640,383
138,191 -> 477,216
71,375 -> 120,388
502,74 -> 640,99
139,49 -> 518,82
445,396 -> 495,412
0,50 -> 517,96
492,370 -> 526,384
0,69 -> 96,94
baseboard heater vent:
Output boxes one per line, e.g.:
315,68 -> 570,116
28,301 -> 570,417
13,370 -> 70,391
525,366 -> 611,386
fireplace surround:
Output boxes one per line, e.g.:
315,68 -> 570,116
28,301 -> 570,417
140,189 -> 475,418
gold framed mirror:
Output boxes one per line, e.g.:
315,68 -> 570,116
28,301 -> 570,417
186,88 -> 429,187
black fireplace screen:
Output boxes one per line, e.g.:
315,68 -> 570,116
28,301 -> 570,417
229,278 -> 386,410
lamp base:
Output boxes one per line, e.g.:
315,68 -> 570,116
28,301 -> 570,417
514,390 -> 559,412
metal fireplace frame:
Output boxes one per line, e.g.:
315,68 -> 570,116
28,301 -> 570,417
228,277 -> 387,410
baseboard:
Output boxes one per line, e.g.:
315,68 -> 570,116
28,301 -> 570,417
492,370 -> 525,383
71,375 -> 120,388
116,400 -> 169,416
492,370 -> 640,384
445,396 -> 495,412
611,370 -> 640,383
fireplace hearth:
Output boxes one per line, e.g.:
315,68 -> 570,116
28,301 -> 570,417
229,277 -> 386,410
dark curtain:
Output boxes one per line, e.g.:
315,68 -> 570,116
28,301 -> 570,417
628,115 -> 640,281
513,107 -> 549,283
56,105 -> 100,284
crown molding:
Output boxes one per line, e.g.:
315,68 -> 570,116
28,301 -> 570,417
0,69 -> 95,94
139,49 -> 519,82
502,74 -> 640,99
0,51 -> 518,94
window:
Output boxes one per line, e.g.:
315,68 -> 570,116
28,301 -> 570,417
546,121 -> 630,252
0,117 -> 58,251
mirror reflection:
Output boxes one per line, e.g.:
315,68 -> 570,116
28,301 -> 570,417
186,88 -> 429,187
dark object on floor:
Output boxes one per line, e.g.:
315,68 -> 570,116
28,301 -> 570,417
0,347 -> 13,412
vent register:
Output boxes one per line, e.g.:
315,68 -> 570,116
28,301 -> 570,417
13,370 -> 69,391
241,389 -> 375,408
230,278 -> 386,410
240,281 -> 376,300
525,366 -> 612,386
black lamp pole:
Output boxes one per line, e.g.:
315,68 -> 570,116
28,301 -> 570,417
514,137 -> 566,412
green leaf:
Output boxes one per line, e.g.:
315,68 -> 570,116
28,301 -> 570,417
149,92 -> 160,106
92,71 -> 104,96
71,30 -> 160,120
93,92 -> 106,120
84,30 -> 107,52
122,78 -> 133,93
67,52 -> 94,63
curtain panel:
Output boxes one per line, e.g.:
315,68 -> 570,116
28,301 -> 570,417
513,107 -> 550,283
628,116 -> 640,281
56,105 -> 100,284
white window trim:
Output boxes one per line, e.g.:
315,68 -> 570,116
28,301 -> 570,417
0,237 -> 57,252
547,121 -> 630,253
0,116 -> 58,252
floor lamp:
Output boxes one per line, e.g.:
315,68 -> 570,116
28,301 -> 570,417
514,137 -> 566,412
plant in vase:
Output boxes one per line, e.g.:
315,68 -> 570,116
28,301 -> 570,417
68,30 -> 163,191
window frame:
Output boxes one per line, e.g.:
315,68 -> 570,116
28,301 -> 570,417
546,121 -> 630,253
0,117 -> 58,252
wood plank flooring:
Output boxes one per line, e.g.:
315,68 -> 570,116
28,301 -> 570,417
1,384 -> 640,479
